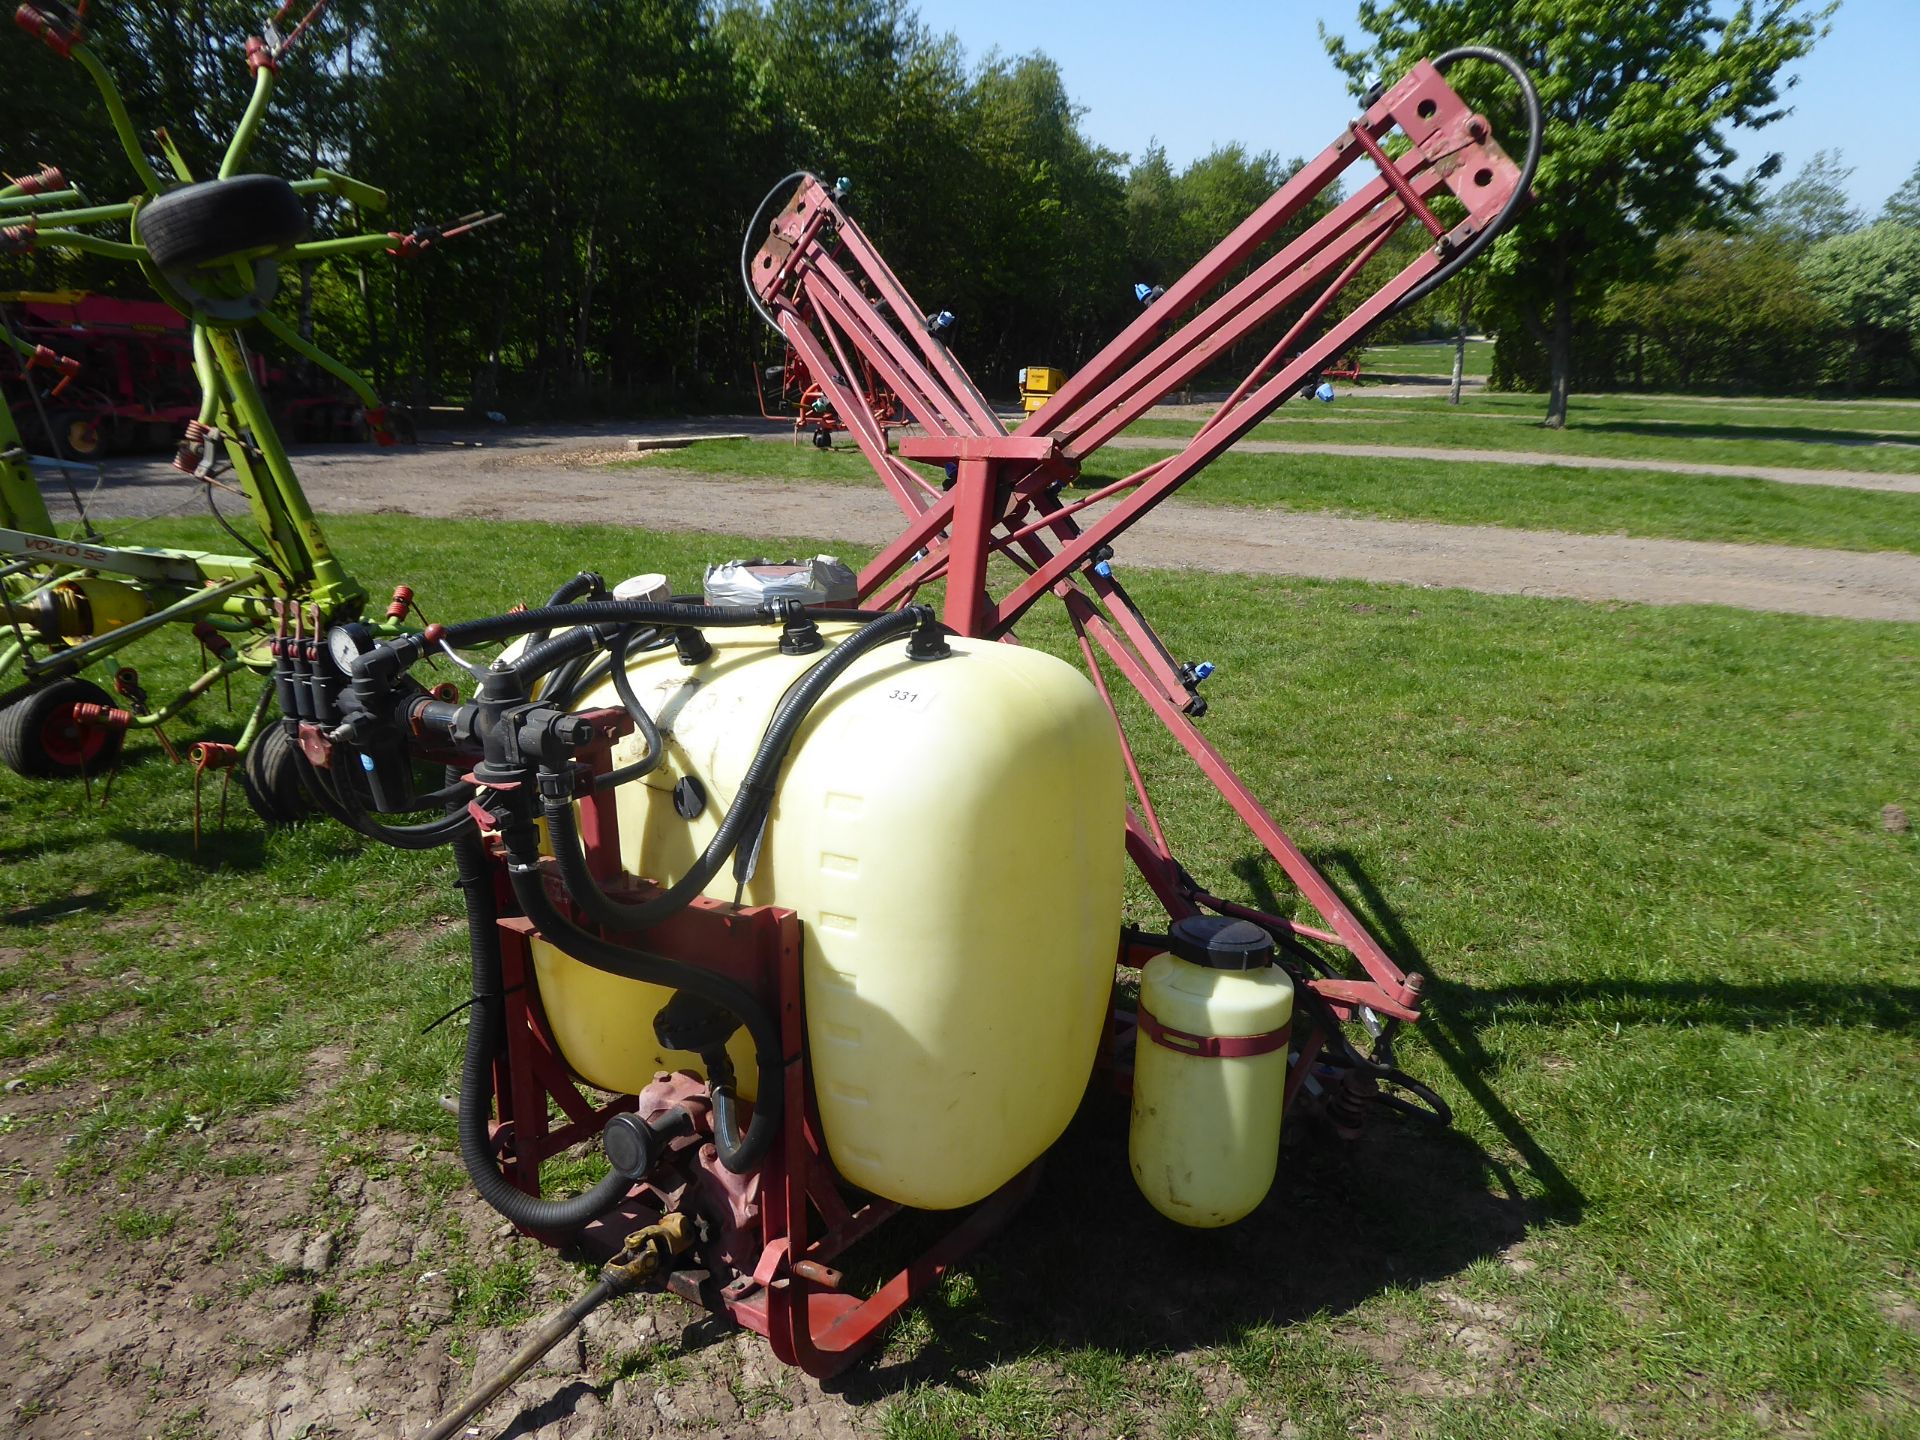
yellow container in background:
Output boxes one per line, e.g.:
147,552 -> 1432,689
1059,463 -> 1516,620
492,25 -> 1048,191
1018,364 -> 1067,412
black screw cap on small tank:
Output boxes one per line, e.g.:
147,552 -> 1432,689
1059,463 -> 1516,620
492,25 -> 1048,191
1168,915 -> 1274,970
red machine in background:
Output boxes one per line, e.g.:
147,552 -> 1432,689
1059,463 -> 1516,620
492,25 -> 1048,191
754,343 -> 905,449
1,289 -> 385,456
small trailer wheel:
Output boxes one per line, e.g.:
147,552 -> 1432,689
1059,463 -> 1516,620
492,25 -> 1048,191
0,678 -> 125,780
239,722 -> 316,826
137,175 -> 311,272
811,427 -> 833,450
65,415 -> 106,457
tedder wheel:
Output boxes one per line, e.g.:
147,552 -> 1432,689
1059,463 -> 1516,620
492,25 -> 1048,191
239,722 -> 316,825
137,175 -> 311,272
0,678 -> 125,780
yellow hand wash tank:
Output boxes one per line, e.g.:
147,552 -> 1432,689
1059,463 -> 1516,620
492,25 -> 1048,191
530,624 -> 1126,1211
1130,915 -> 1294,1228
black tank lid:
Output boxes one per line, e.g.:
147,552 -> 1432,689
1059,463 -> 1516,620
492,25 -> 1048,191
1168,915 -> 1274,970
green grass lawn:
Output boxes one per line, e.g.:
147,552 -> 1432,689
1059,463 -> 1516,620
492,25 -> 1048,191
1360,338 -> 1492,379
1130,391 -> 1920,476
3,513 -> 1917,1438
625,437 -> 1920,556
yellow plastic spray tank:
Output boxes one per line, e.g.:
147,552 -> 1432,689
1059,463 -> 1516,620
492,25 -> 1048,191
530,624 -> 1127,1211
1130,916 -> 1294,1228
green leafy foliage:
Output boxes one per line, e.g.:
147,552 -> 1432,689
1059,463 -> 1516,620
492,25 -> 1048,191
1603,230 -> 1833,391
1799,221 -> 1920,389
1883,158 -> 1920,229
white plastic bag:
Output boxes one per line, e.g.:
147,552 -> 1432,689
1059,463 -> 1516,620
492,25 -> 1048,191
703,555 -> 859,608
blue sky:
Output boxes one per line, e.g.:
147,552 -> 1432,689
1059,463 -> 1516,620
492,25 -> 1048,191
911,0 -> 1916,214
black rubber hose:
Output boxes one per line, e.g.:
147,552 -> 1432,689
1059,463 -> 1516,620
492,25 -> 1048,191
528,572 -> 605,649
287,733 -> 474,851
328,762 -> 474,850
1390,45 -> 1543,316
441,601 -> 766,650
437,600 -> 889,652
452,826 -> 632,1232
741,170 -> 819,336
506,862 -> 783,1175
509,625 -> 599,686
599,625 -> 666,788
543,606 -> 929,935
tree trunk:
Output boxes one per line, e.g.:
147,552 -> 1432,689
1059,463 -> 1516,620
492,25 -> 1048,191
575,216 -> 599,394
1448,292 -> 1471,406
1544,288 -> 1573,429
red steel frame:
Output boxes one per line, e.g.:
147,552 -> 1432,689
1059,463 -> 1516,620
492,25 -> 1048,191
480,738 -> 1035,1376
745,59 -> 1525,1036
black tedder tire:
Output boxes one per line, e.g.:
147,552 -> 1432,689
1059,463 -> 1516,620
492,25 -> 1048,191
239,722 -> 315,826
0,678 -> 125,780
138,175 -> 311,271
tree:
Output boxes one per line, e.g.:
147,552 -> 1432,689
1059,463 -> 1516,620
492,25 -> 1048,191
1883,159 -> 1920,229
1326,0 -> 1831,427
1800,222 -> 1920,391
1764,149 -> 1863,244
1603,230 -> 1831,391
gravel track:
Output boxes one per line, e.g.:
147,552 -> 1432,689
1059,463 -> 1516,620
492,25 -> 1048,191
49,422 -> 1920,623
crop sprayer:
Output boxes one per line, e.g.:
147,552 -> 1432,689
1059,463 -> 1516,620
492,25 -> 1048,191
275,45 -> 1541,1435
1,1 -> 491,827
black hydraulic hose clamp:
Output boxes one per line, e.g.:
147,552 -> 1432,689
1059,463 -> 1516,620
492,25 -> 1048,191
906,615 -> 953,662
673,627 -> 713,666
779,613 -> 824,656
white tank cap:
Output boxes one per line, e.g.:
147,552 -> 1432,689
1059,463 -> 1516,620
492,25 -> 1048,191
612,572 -> 671,603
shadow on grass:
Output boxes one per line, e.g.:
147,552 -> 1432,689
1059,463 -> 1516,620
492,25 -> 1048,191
835,1094 -> 1534,1399
0,821 -> 268,928
1449,979 -> 1920,1032
1313,850 -> 1585,1223
1579,419 -> 1920,452
812,852 -> 1583,1399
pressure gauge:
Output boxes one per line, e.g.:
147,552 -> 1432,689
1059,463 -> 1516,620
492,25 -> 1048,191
327,621 -> 376,671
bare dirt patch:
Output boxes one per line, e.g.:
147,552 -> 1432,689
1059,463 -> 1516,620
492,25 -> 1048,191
0,1062 -> 877,1440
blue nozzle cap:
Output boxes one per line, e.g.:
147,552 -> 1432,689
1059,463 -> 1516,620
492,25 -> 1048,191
1093,560 -> 1113,578
1193,661 -> 1215,682
360,753 -> 376,772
